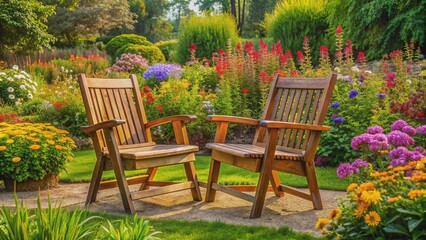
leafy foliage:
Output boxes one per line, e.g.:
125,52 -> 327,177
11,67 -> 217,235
118,44 -> 165,64
176,14 -> 239,64
0,0 -> 55,56
155,39 -> 178,61
265,0 -> 330,62
105,34 -> 153,59
326,0 -> 426,59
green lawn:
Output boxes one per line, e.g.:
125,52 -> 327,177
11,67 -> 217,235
61,150 -> 349,191
95,213 -> 322,240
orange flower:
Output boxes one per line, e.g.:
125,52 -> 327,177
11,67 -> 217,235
6,139 -> 14,144
364,211 -> 381,227
55,145 -> 63,150
12,157 -> 21,163
29,144 -> 40,150
0,146 -> 6,151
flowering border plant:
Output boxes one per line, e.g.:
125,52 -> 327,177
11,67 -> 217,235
0,66 -> 37,105
0,122 -> 75,182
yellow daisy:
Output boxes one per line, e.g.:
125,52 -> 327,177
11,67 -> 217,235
364,211 -> 381,227
354,202 -> 369,218
6,139 -> 14,144
12,157 -> 21,163
47,140 -> 55,145
328,208 -> 342,221
346,183 -> 358,192
361,190 -> 382,205
29,144 -> 40,150
315,218 -> 328,230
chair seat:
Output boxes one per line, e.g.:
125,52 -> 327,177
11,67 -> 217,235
106,144 -> 199,160
206,143 -> 304,160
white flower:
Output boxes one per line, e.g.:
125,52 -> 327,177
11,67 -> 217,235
28,93 -> 33,99
406,79 -> 412,84
334,67 -> 341,73
351,66 -> 360,72
365,70 -> 372,74
20,85 -> 26,89
69,86 -> 73,89
14,74 -> 25,79
65,69 -> 69,73
61,66 -> 65,71
7,87 -> 14,93
12,65 -> 19,70
21,71 -> 30,77
0,72 -> 5,75
7,77 -> 13,81
34,82 -> 38,86
32,85 -> 36,91
9,94 -> 15,99
70,70 -> 73,73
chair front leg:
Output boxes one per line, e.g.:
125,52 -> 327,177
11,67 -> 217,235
251,128 -> 279,218
184,162 -> 202,201
139,167 -> 158,191
205,158 -> 221,202
104,128 -> 135,214
86,153 -> 106,206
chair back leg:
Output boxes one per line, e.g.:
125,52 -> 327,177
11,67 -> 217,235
184,162 -> 202,201
205,159 -> 221,202
86,154 -> 106,206
305,161 -> 323,209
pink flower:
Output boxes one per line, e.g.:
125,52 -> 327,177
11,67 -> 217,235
336,25 -> 343,34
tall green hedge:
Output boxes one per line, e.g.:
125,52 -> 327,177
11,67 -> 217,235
326,0 -> 426,60
265,0 -> 329,62
177,14 -> 239,64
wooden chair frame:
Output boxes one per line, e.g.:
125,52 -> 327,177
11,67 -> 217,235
205,74 -> 337,218
78,74 -> 202,213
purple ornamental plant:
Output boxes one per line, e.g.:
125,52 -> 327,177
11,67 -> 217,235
143,64 -> 182,81
107,53 -> 149,73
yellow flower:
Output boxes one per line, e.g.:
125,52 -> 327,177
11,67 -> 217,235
32,138 -> 40,142
320,229 -> 328,235
315,218 -> 328,229
0,146 -> 6,151
12,157 -> 21,163
29,133 -> 37,137
6,139 -> 14,144
58,138 -> 67,143
416,162 -> 425,170
29,144 -> 40,150
67,156 -> 73,161
354,202 -> 369,218
361,190 -> 382,205
407,189 -> 426,199
346,183 -> 358,192
328,209 -> 342,220
55,145 -> 63,150
47,140 -> 55,145
387,197 -> 399,203
364,211 -> 381,227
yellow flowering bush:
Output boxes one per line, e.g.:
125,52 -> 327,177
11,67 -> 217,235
0,122 -> 75,182
317,158 -> 426,239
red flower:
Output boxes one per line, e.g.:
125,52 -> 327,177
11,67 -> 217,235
259,71 -> 270,83
218,48 -> 225,55
416,112 -> 425,118
320,46 -> 329,58
52,102 -> 64,109
259,39 -> 268,52
386,81 -> 394,88
271,40 -> 283,55
285,50 -> 293,59
336,25 -> 343,34
236,42 -> 242,51
189,43 -> 196,52
280,54 -> 288,64
245,41 -> 254,52
291,69 -> 299,77
357,52 -> 366,63
143,86 -> 151,93
241,88 -> 249,94
156,104 -> 164,113
140,91 -> 145,97
296,51 -> 304,63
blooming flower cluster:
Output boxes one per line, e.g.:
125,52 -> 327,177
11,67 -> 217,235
143,64 -> 182,81
0,66 -> 37,105
107,53 -> 149,73
202,101 -> 214,114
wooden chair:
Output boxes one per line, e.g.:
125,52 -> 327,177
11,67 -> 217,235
205,73 -> 337,218
78,74 -> 202,214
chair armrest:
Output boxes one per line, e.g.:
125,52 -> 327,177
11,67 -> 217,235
145,115 -> 197,129
81,119 -> 126,134
259,120 -> 330,131
207,115 -> 260,126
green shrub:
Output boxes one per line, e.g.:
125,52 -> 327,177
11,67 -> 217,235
177,14 -> 239,64
155,39 -> 178,61
105,34 -> 153,58
265,0 -> 330,62
0,66 -> 38,105
326,0 -> 426,60
119,44 -> 165,64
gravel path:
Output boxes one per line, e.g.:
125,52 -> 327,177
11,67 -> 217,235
0,183 -> 345,237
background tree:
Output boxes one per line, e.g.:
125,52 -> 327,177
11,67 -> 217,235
195,0 -> 230,13
0,0 -> 55,58
243,0 -> 277,38
46,0 -> 136,46
169,0 -> 192,28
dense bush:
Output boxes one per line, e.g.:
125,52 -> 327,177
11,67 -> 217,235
265,0 -> 330,63
105,34 -> 154,59
117,44 -> 165,64
176,14 -> 239,64
155,39 -> 178,61
0,66 -> 37,105
326,0 -> 426,60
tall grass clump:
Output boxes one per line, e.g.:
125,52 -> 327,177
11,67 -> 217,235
265,0 -> 329,62
177,14 -> 239,64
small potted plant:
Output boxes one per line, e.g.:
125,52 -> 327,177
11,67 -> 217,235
0,121 -> 75,191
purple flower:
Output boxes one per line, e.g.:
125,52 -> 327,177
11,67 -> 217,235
333,117 -> 344,124
390,158 -> 407,167
351,133 -> 370,150
143,64 -> 182,81
387,130 -> 414,146
402,126 -> 416,135
369,133 -> 389,151
315,156 -> 329,167
416,125 -> 426,135
367,126 -> 383,135
414,147 -> 424,153
330,113 -> 338,119
336,163 -> 356,178
390,120 -> 408,131
352,159 -> 369,169
405,170 -> 413,177
389,147 -> 410,159
107,53 -> 149,72
331,101 -> 340,108
348,90 -> 359,99
376,93 -> 386,99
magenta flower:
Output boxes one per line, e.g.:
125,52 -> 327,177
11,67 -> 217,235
387,130 -> 414,146
416,125 -> 426,135
401,126 -> 416,135
369,134 -> 389,151
351,159 -> 369,169
336,163 -> 355,178
351,133 -> 370,150
366,126 -> 383,135
390,120 -> 408,131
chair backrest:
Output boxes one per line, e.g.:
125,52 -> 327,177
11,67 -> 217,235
78,74 -> 151,153
254,74 -> 337,151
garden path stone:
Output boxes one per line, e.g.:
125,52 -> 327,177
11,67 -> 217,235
0,183 -> 345,237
